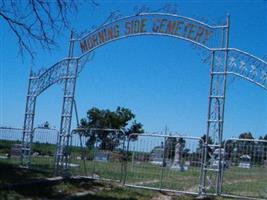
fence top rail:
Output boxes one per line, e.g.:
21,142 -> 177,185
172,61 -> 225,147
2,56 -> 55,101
0,127 -> 23,131
33,127 -> 59,132
225,138 -> 267,143
72,127 -> 126,135
129,133 -> 203,141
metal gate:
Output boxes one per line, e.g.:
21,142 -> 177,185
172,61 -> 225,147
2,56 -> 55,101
221,138 -> 267,200
70,128 -> 127,182
0,127 -> 58,175
125,134 -> 204,194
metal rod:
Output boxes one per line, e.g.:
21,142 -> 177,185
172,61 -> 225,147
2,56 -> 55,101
200,50 -> 215,195
73,99 -> 88,176
159,136 -> 166,189
217,14 -> 230,195
55,30 -> 76,175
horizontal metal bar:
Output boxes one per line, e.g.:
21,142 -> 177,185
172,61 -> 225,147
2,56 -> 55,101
220,193 -> 266,200
64,95 -> 74,98
204,168 -> 219,172
25,112 -> 35,115
225,138 -> 267,143
61,76 -> 76,79
0,127 -> 23,131
129,133 -> 202,141
33,127 -> 59,133
29,76 -> 39,80
125,184 -> 199,196
208,120 -> 223,122
210,95 -> 225,99
211,72 -> 227,75
61,114 -> 72,117
208,144 -> 220,147
72,128 -> 126,136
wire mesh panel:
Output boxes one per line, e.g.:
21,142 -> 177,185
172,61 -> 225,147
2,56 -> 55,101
70,128 -> 127,182
125,134 -> 203,194
222,138 -> 267,199
69,132 -> 92,176
160,136 -> 203,193
0,127 -> 23,166
125,134 -> 164,188
30,128 -> 58,174
0,127 -> 58,175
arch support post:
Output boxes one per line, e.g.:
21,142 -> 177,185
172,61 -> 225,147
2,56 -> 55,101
200,15 -> 230,197
21,71 -> 37,168
54,32 -> 78,176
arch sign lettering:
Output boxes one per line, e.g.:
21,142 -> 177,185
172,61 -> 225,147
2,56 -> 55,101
79,14 -> 217,54
21,11 -> 266,196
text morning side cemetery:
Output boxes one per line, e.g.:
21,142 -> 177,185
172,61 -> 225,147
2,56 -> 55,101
80,17 -> 213,53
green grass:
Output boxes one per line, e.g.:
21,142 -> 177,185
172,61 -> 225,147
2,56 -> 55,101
222,167 -> 267,198
1,155 -> 266,199
0,140 -> 266,199
0,176 -> 235,200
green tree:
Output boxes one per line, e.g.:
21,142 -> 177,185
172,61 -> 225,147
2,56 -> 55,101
239,132 -> 254,140
237,132 -> 255,155
80,107 -> 144,150
198,134 -> 213,150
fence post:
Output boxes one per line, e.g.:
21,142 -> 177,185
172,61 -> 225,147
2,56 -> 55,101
122,135 -> 130,185
199,138 -> 206,195
120,134 -> 125,183
160,136 -> 166,190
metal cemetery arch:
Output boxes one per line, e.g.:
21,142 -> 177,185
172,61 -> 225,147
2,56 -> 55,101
22,12 -> 267,195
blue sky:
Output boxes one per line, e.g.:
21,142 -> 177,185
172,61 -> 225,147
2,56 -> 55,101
0,0 -> 266,139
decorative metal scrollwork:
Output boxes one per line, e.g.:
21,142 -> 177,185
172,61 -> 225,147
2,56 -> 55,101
227,49 -> 267,89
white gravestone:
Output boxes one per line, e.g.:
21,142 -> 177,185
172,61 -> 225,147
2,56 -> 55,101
171,143 -> 188,171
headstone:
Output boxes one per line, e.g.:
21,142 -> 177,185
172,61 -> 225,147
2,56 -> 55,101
238,154 -> 251,169
94,151 -> 109,162
10,144 -> 22,158
150,147 -> 164,165
171,143 -> 188,171
32,152 -> 39,157
211,148 -> 226,169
